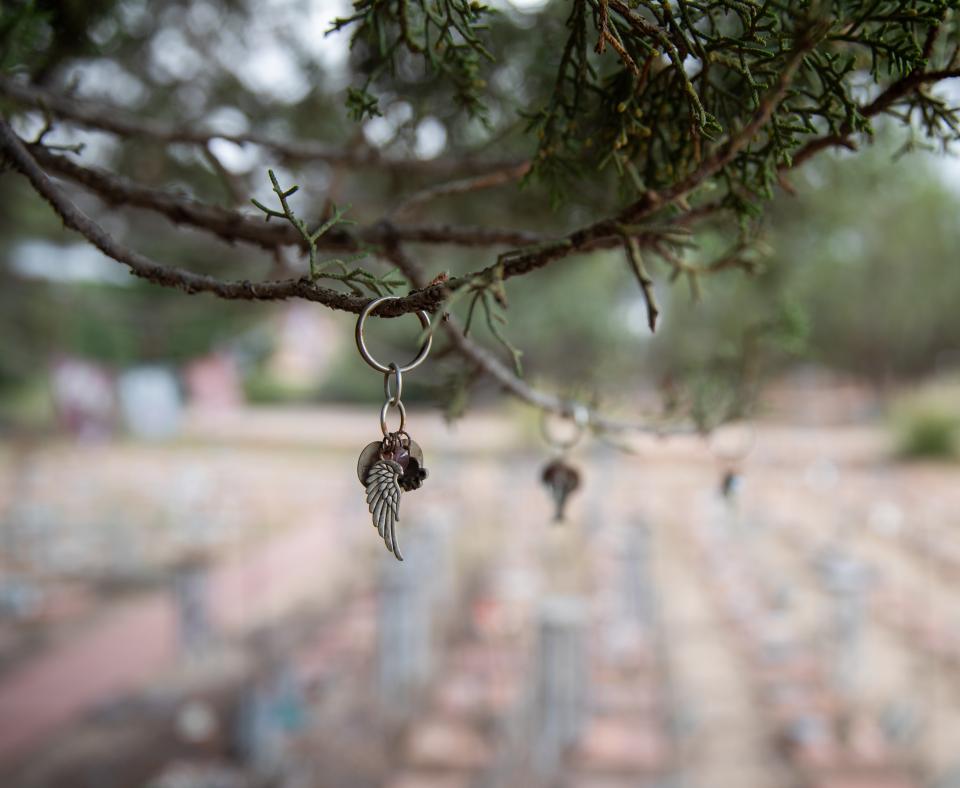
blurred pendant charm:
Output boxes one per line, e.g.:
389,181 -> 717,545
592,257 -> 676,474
720,468 -> 741,501
539,405 -> 588,523
354,296 -> 433,562
541,457 -> 581,522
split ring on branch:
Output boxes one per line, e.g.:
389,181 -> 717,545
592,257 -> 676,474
354,295 -> 433,373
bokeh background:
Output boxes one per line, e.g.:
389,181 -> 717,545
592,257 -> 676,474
2,1 -> 960,787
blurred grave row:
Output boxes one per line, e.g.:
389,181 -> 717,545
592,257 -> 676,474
2,419 -> 960,787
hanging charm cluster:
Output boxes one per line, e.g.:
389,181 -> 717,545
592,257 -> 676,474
539,406 -> 587,523
354,297 -> 432,561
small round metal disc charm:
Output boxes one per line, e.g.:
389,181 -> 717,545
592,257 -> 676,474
357,441 -> 383,486
407,439 -> 424,467
357,438 -> 425,486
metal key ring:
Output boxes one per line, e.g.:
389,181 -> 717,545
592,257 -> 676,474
383,362 -> 402,406
541,403 -> 589,450
356,296 -> 432,374
380,398 -> 407,436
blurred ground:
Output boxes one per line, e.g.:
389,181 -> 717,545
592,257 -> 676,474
0,397 -> 959,788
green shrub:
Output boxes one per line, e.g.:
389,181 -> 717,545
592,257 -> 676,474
891,384 -> 960,460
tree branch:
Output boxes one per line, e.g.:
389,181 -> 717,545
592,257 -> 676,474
0,75 -> 525,177
0,118 -> 378,310
790,69 -> 960,168
13,135 -> 718,317
621,233 -> 659,332
28,144 -> 548,253
381,242 -> 693,435
390,161 -> 531,218
4,120 -> 619,316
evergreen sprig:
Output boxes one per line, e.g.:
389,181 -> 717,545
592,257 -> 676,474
251,170 -> 406,297
0,0 -> 50,72
329,0 -> 494,120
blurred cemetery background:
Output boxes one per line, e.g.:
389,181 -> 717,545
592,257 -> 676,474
4,1 -> 960,787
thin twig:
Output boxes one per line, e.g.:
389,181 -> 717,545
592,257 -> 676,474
201,142 -> 245,206
620,232 -> 659,332
382,242 -> 694,435
390,161 -> 531,218
19,138 -> 722,315
0,74 -> 525,177
0,119 -> 371,311
789,66 -> 960,168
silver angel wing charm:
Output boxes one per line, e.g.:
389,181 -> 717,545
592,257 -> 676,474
365,459 -> 404,561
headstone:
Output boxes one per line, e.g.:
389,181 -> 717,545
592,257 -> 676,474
234,656 -> 307,777
931,764 -> 960,788
602,522 -> 657,662
814,546 -> 872,699
418,507 -> 456,626
0,573 -> 44,620
619,522 -> 655,631
118,365 -> 182,440
183,352 -> 242,410
50,356 -> 116,439
172,555 -> 213,657
533,595 -> 588,773
378,531 -> 436,716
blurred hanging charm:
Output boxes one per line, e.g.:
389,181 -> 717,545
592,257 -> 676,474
542,458 -> 581,522
539,405 -> 588,523
709,423 -> 755,505
720,467 -> 741,501
354,296 -> 433,561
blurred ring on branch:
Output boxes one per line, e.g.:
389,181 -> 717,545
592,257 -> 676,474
541,404 -> 589,451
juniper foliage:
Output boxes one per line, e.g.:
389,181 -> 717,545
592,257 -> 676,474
334,1 -> 960,217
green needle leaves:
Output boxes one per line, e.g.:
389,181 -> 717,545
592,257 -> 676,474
251,169 -> 405,297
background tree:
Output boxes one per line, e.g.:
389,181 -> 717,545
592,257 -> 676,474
1,0 -> 959,432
